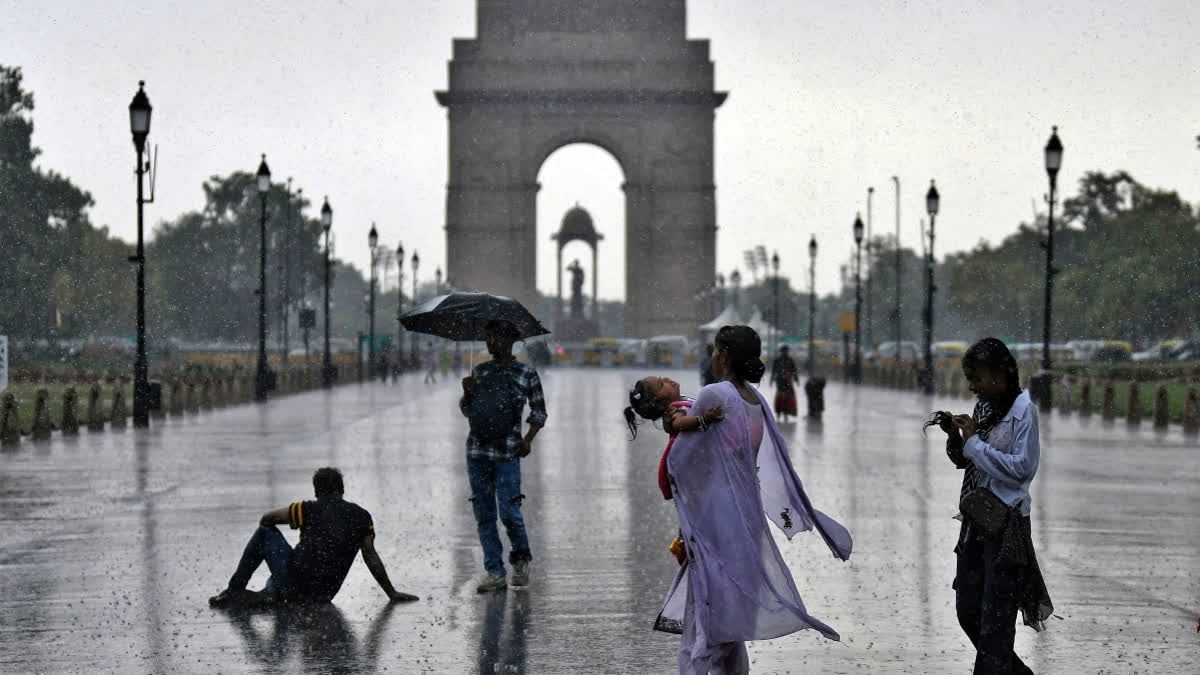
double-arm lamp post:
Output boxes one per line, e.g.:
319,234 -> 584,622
321,198 -> 334,387
853,214 -> 864,383
367,223 -> 378,379
254,155 -> 272,402
920,180 -> 940,395
127,82 -> 153,427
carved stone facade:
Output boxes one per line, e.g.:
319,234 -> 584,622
437,0 -> 725,338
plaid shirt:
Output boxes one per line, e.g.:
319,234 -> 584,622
462,358 -> 548,462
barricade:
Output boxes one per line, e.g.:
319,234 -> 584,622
1125,381 -> 1141,425
1152,385 -> 1170,430
1058,381 -> 1072,415
1,392 -> 20,445
1078,380 -> 1092,417
62,387 -> 80,435
31,389 -> 52,440
110,390 -> 128,430
185,382 -> 199,414
87,384 -> 105,432
200,378 -> 213,410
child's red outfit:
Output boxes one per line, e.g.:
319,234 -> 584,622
657,400 -> 693,500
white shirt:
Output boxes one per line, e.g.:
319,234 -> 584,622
963,390 -> 1041,517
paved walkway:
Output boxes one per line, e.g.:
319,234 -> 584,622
0,369 -> 1196,673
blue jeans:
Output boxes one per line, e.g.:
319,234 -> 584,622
229,525 -> 295,599
467,457 -> 531,575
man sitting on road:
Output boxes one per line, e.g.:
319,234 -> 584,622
208,467 -> 418,607
460,320 -> 547,593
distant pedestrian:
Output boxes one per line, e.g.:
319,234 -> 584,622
770,345 -> 799,421
926,337 -> 1052,674
424,342 -> 438,384
660,325 -> 852,674
207,467 -> 418,608
460,320 -> 547,592
698,344 -> 717,386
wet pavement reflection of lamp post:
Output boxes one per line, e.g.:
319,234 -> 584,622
853,214 -> 864,384
920,180 -> 939,395
395,242 -> 404,372
128,81 -> 153,427
367,223 -> 378,380
410,250 -> 419,363
321,197 -> 335,387
254,155 -> 272,402
807,235 -> 817,377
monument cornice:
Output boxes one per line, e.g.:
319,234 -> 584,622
436,89 -> 727,107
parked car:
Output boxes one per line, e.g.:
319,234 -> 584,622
1131,340 -> 1182,361
1092,345 -> 1131,363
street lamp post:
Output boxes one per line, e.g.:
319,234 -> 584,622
892,176 -> 902,363
435,266 -> 443,296
321,197 -> 334,387
771,252 -> 780,357
395,242 -> 404,374
853,214 -> 864,384
1041,127 -> 1063,372
367,223 -> 378,380
280,177 -> 292,365
866,186 -> 874,351
410,251 -> 420,363
921,180 -> 940,395
254,155 -> 272,402
729,269 -> 741,312
807,235 -> 817,377
128,81 -> 153,428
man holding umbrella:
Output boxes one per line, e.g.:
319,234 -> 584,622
460,319 -> 547,592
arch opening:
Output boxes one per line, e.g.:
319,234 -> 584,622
536,142 -> 626,337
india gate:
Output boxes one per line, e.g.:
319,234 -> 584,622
437,0 -> 725,338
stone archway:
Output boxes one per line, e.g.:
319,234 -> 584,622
436,0 -> 726,338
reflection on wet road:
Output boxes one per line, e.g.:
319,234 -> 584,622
0,370 -> 1196,673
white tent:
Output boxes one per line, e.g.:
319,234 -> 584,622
745,305 -> 775,340
699,305 -> 743,333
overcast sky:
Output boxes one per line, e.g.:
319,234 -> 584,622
4,0 -> 1198,303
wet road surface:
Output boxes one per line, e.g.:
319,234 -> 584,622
0,369 -> 1196,673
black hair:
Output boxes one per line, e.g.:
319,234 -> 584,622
313,466 -> 344,499
714,325 -> 766,383
962,337 -> 1022,418
623,378 -> 667,440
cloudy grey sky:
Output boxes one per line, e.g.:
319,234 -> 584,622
4,0 -> 1198,303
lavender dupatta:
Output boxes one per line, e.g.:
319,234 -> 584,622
661,381 -> 852,658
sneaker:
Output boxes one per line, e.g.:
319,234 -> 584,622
208,587 -> 251,608
511,561 -> 530,588
475,573 -> 507,593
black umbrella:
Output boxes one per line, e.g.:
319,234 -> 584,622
399,292 -> 550,342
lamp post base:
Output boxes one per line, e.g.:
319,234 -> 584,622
322,363 -> 337,388
917,366 -> 935,395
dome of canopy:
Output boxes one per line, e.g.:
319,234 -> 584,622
552,204 -> 604,246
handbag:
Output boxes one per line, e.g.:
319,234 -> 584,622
959,487 -> 1008,535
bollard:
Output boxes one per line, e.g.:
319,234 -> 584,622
1125,381 -> 1141,425
1182,388 -> 1199,435
110,390 -> 129,429
169,380 -> 184,416
87,384 -> 105,432
1152,385 -> 1169,430
1,392 -> 21,445
213,378 -> 226,408
200,378 -> 213,410
1078,380 -> 1092,417
184,382 -> 198,414
31,389 -> 52,440
62,387 -> 80,435
1101,383 -> 1117,421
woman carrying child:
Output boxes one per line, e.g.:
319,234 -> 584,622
630,326 -> 853,674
